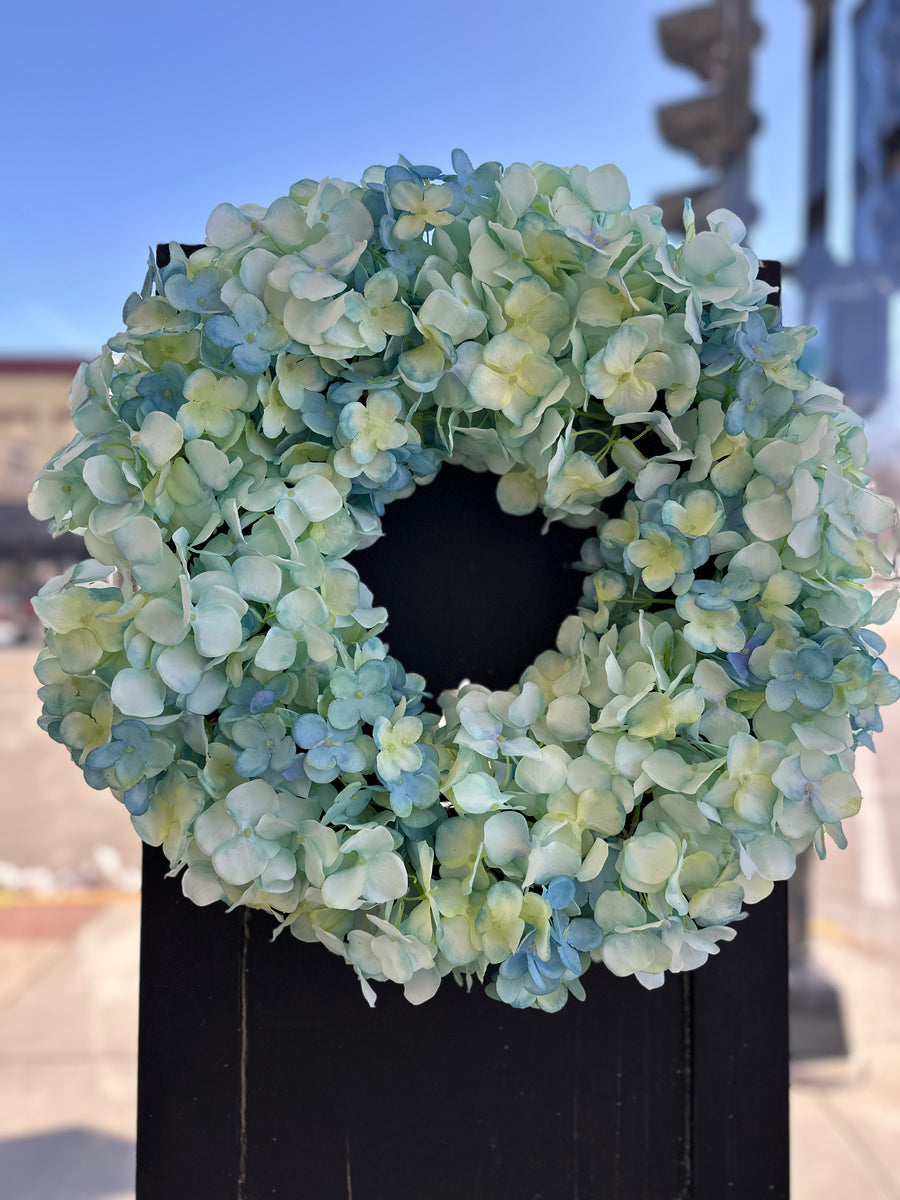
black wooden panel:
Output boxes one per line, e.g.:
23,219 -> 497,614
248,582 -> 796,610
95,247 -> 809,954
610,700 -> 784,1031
136,843 -> 247,1198
242,914 -> 688,1200
690,882 -> 789,1200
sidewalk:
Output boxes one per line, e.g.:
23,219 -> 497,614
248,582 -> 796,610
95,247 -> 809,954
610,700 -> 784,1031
791,928 -> 900,1200
0,894 -> 139,1200
0,645 -> 141,1200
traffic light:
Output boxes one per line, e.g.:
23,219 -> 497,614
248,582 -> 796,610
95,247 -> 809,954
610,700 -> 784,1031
655,0 -> 761,230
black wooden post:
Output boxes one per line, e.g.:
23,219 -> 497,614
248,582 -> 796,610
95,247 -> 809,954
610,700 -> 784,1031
136,258 -> 788,1200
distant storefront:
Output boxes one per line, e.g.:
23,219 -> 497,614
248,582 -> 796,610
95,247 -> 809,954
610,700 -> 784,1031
0,358 -> 87,573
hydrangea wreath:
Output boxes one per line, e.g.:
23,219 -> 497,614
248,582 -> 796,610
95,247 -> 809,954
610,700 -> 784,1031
29,153 -> 900,1011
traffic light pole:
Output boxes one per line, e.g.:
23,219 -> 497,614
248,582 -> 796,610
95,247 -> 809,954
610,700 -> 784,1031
654,0 -> 761,232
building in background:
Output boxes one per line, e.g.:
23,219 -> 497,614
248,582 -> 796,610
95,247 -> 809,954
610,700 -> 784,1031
0,360 -> 85,641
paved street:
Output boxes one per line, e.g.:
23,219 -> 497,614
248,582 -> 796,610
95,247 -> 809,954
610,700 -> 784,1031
0,623 -> 898,1199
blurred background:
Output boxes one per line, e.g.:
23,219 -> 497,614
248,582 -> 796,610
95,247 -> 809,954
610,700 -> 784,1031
1,1 -> 898,1197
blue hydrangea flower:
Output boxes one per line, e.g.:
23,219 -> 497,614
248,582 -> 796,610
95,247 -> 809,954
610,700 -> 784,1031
298,390 -> 346,438
852,706 -> 883,751
84,720 -> 175,814
772,750 -> 861,839
292,713 -> 366,783
320,783 -> 372,826
498,931 -> 570,999
327,660 -> 394,729
544,875 -> 577,910
383,158 -> 444,193
724,364 -> 793,437
121,362 -> 188,426
206,294 -> 288,375
378,213 -> 432,277
231,712 -> 297,778
766,646 -> 834,712
384,745 -> 440,818
544,876 -> 604,966
446,149 -> 503,216
690,568 -> 759,612
497,877 -> 603,1006
727,629 -> 768,686
356,443 -> 440,512
164,268 -> 228,315
735,312 -> 813,387
348,461 -> 412,512
219,679 -> 285,722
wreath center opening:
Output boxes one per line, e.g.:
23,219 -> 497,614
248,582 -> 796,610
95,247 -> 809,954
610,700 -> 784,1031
349,463 -> 588,701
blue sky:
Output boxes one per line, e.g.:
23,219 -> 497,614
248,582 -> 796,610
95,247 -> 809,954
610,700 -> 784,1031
0,0 -> 814,356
